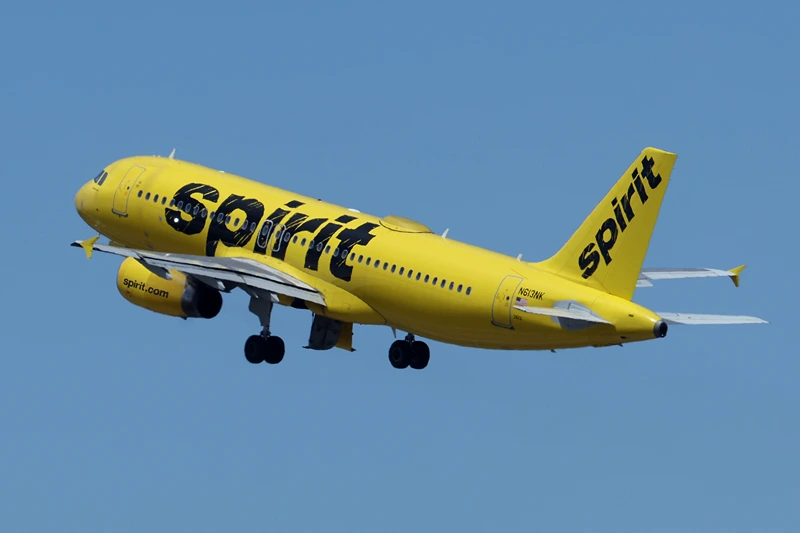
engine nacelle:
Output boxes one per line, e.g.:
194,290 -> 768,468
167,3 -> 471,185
116,257 -> 222,319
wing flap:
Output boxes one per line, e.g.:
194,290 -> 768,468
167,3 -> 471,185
657,312 -> 767,325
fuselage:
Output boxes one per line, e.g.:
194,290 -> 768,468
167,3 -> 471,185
75,155 -> 662,350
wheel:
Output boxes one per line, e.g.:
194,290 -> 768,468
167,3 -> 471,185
410,341 -> 430,370
244,335 -> 266,364
263,336 -> 285,364
388,340 -> 411,369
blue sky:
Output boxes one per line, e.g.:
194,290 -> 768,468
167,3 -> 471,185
1,2 -> 797,531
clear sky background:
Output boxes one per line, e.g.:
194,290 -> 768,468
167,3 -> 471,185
1,2 -> 797,532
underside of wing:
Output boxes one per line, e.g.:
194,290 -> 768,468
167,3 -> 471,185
656,312 -> 768,325
638,265 -> 747,288
72,239 -> 326,306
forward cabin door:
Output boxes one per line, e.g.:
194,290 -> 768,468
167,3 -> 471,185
112,165 -> 147,216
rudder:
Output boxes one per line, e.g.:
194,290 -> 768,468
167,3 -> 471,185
535,147 -> 678,300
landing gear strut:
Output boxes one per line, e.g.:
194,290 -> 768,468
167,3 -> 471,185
244,294 -> 285,365
388,333 -> 430,370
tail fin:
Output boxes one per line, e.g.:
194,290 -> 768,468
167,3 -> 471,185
535,147 -> 677,300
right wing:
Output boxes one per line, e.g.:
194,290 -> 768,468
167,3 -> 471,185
72,237 -> 326,306
637,265 -> 747,288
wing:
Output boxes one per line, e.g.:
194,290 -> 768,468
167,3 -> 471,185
637,265 -> 747,288
656,312 -> 767,325
71,237 -> 326,306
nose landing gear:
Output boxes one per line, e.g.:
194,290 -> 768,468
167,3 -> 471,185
388,333 -> 430,370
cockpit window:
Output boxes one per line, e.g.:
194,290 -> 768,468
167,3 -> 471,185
93,170 -> 108,186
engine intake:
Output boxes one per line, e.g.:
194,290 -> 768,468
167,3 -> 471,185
116,257 -> 222,319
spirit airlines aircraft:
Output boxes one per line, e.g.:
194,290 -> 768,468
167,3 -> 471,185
73,147 -> 766,369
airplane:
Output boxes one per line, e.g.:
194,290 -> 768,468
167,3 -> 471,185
72,147 -> 766,369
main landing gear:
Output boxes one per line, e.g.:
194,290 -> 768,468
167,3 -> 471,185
388,333 -> 430,370
244,294 -> 286,365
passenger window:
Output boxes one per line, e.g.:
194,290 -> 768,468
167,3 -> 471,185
261,222 -> 272,235
358,255 -> 363,263
408,270 -> 413,278
184,203 -> 192,213
457,284 -> 463,293
170,199 -> 176,208
391,265 -> 396,273
432,277 -> 438,284
441,279 -> 446,288
350,253 -> 356,261
154,194 -> 159,203
317,242 -> 324,252
399,267 -> 404,276
284,232 -> 291,242
383,263 -> 388,271
216,213 -> 223,223
375,260 -> 381,268
424,274 -> 429,282
416,273 -> 421,281
177,201 -> 184,210
301,238 -> 306,246
293,236 -> 298,244
466,287 -> 472,295
250,222 -> 256,232
201,209 -> 207,218
233,218 -> 239,226
225,215 -> 231,224
162,197 -> 167,205
193,205 -> 200,216
138,190 -> 143,198
145,192 -> 151,200
365,257 -> 371,266
325,245 -> 331,254
449,282 -> 454,290
333,248 -> 339,257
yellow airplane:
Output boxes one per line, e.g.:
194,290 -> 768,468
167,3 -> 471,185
73,147 -> 766,369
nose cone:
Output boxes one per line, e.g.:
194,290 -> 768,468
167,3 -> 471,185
75,182 -> 94,221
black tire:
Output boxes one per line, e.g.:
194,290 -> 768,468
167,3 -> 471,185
264,336 -> 286,365
244,335 -> 266,364
388,340 -> 411,369
410,341 -> 430,370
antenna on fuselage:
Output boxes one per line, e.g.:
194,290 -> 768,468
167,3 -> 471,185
517,253 -> 523,261
442,228 -> 449,239
168,148 -> 176,159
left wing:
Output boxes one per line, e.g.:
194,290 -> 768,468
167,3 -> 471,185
637,265 -> 747,288
656,312 -> 767,325
71,237 -> 326,306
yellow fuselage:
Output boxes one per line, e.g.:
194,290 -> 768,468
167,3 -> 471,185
75,156 -> 662,350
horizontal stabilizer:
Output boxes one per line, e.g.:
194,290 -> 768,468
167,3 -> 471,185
639,265 -> 746,287
514,303 -> 610,324
656,312 -> 767,325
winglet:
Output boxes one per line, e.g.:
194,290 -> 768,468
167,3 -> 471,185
71,236 -> 100,259
729,264 -> 746,288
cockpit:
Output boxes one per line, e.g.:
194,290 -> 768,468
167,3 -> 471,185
93,170 -> 109,186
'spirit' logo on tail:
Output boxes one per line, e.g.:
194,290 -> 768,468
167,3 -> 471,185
578,156 -> 663,279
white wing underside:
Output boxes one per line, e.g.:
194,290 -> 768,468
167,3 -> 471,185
637,267 -> 742,287
72,241 -> 327,306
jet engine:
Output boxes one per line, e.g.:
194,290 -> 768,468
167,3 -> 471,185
116,257 -> 222,319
